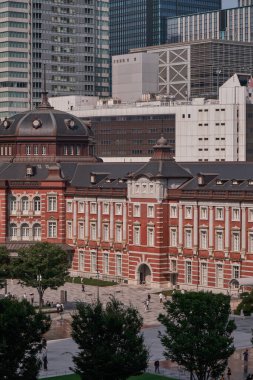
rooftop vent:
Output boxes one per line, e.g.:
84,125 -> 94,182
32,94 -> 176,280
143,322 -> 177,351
26,165 -> 34,177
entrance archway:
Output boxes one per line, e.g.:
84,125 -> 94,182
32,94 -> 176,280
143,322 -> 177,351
138,263 -> 152,285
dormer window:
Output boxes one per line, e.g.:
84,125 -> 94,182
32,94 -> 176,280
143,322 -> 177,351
249,180 -> 253,185
216,179 -> 223,185
2,118 -> 11,129
32,119 -> 42,129
66,119 -> 76,130
232,179 -> 239,185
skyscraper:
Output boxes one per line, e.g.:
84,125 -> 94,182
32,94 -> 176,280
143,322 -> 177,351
0,0 -> 109,118
109,0 -> 222,57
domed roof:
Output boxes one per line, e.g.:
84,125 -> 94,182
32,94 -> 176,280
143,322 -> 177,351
0,93 -> 92,139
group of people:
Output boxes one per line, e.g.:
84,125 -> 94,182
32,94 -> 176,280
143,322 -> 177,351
56,303 -> 64,313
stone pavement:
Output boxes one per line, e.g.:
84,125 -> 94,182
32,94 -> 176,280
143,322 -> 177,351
3,280 -> 253,379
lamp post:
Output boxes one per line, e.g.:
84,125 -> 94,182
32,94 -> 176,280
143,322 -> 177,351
37,274 -> 42,311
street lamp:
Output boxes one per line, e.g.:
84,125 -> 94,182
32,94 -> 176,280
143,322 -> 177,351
37,274 -> 42,311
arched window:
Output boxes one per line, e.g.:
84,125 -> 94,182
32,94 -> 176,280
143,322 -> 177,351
10,196 -> 16,213
34,196 -> 41,213
21,196 -> 29,213
9,223 -> 17,240
33,223 -> 41,241
21,223 -> 29,240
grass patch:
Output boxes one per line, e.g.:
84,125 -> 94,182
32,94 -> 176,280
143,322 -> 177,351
46,374 -> 176,380
65,276 -> 117,287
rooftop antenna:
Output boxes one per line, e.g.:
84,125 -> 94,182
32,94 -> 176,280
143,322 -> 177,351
37,63 -> 53,109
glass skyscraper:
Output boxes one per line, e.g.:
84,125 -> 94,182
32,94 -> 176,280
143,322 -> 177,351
0,0 -> 110,118
110,0 -> 222,56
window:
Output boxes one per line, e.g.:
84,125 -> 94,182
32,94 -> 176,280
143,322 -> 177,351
48,221 -> 57,238
26,145 -> 31,155
133,204 -> 140,217
232,265 -> 240,279
78,201 -> 84,213
249,233 -> 253,253
34,145 -> 38,155
115,203 -> 122,215
90,202 -> 97,214
185,206 -> 192,219
66,201 -> 72,212
232,208 -> 240,221
170,204 -> 177,218
9,223 -> 17,240
48,195 -> 57,211
91,251 -> 97,272
116,254 -> 122,276
200,262 -> 208,286
33,196 -> 40,212
10,196 -> 16,213
103,253 -> 109,274
103,202 -> 109,214
78,222 -> 84,239
21,223 -> 29,240
103,223 -> 109,241
185,229 -> 192,248
79,250 -> 85,271
216,207 -> 224,220
249,209 -> 253,222
185,261 -> 192,283
33,223 -> 41,241
90,222 -> 97,240
42,146 -> 47,155
133,226 -> 140,245
216,230 -> 223,250
200,207 -> 208,220
232,231 -> 240,252
147,226 -> 154,246
170,228 -> 177,246
115,224 -> 122,242
147,204 -> 154,218
216,263 -> 223,288
21,196 -> 29,213
171,259 -> 177,272
200,230 -> 208,249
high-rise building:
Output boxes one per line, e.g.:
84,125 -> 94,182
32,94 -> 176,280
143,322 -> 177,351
109,0 -> 222,57
0,0 -> 109,118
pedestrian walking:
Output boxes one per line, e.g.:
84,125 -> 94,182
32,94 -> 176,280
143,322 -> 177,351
147,293 -> 151,302
159,293 -> 163,303
244,348 -> 249,374
154,360 -> 160,373
145,299 -> 149,311
42,354 -> 48,370
227,366 -> 231,380
82,284 -> 85,292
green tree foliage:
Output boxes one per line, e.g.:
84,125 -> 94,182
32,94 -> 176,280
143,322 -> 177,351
71,297 -> 149,380
158,291 -> 236,380
0,246 -> 10,289
0,297 -> 51,379
235,291 -> 253,316
13,242 -> 69,308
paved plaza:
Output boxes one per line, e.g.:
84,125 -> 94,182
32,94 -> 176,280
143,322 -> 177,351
2,280 -> 253,379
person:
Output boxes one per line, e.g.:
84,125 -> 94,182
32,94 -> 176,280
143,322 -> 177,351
42,354 -> 48,370
42,337 -> 47,349
60,303 -> 64,312
82,284 -> 85,292
227,367 -> 231,380
56,302 -> 61,312
159,293 -> 163,303
23,293 -> 27,300
220,374 -> 224,380
30,293 -> 34,305
243,349 -> 249,363
147,293 -> 151,302
154,360 -> 160,373
145,299 -> 149,311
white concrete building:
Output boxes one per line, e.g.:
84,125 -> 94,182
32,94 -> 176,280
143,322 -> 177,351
49,96 -> 98,112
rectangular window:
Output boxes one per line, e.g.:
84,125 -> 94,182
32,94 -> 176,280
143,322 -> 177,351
185,261 -> 192,283
133,226 -> 140,245
42,146 -> 47,155
34,145 -> 38,155
90,202 -> 97,214
91,251 -> 97,272
48,195 -> 57,212
216,207 -> 224,220
170,204 -> 178,218
216,264 -> 223,288
78,201 -> 84,213
170,228 -> 177,247
249,209 -> 253,222
66,221 -> 72,239
185,229 -> 192,248
78,222 -> 84,239
185,206 -> 192,219
200,207 -> 208,220
216,230 -> 224,250
232,208 -> 240,221
103,253 -> 109,274
200,230 -> 208,249
66,201 -> 72,212
48,221 -> 57,238
232,232 -> 240,252
103,202 -> 109,214
147,226 -> 154,246
147,204 -> 154,218
249,233 -> 253,253
116,254 -> 122,276
200,262 -> 208,286
26,145 -> 31,155
79,250 -> 85,271
115,224 -> 122,242
232,265 -> 240,279
115,203 -> 122,215
90,222 -> 97,240
133,204 -> 140,217
171,259 -> 177,272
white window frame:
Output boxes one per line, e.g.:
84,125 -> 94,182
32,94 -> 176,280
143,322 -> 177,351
216,230 -> 224,250
103,202 -> 109,214
90,222 -> 97,240
48,195 -> 57,212
133,203 -> 140,217
48,221 -> 57,238
200,262 -> 208,286
79,250 -> 85,271
33,223 -> 41,241
170,204 -> 178,218
78,222 -> 84,239
232,231 -> 240,252
216,263 -> 224,288
215,207 -> 224,220
103,253 -> 109,274
115,224 -> 122,242
185,261 -> 192,284
249,233 -> 253,253
91,251 -> 97,273
200,206 -> 208,220
147,226 -> 154,246
34,196 -> 40,213
232,208 -> 240,221
90,202 -> 97,214
116,254 -> 122,276
147,204 -> 154,218
78,201 -> 84,213
21,223 -> 29,240
185,206 -> 192,219
249,208 -> 253,222
21,196 -> 29,213
66,201 -> 72,213
170,259 -> 177,272
170,227 -> 177,247
133,225 -> 140,245
185,229 -> 192,248
10,196 -> 16,213
9,223 -> 17,240
103,223 -> 109,241
232,265 -> 240,279
115,203 -> 122,216
200,229 -> 208,249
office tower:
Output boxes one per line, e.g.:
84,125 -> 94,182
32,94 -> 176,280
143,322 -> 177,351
109,0 -> 222,57
0,0 -> 109,118
239,0 -> 253,5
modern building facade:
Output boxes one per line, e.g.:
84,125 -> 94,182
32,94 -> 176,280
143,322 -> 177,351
109,0 -> 221,57
0,0 -> 109,118
2,96 -> 253,291
167,2 -> 253,45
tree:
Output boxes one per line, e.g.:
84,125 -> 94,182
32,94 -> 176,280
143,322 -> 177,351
71,297 -> 149,380
0,246 -> 11,291
158,291 -> 236,380
0,297 -> 51,379
13,242 -> 70,309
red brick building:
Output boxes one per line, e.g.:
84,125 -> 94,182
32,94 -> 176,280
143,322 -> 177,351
1,94 -> 253,291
